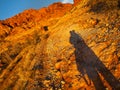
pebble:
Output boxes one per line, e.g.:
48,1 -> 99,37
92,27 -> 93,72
61,81 -> 65,85
54,69 -> 58,72
56,71 -> 61,76
58,89 -> 62,90
115,69 -> 118,72
68,60 -> 71,64
106,24 -> 109,27
50,88 -> 53,90
55,62 -> 61,70
43,80 -> 50,87
106,88 -> 109,90
90,18 -> 99,26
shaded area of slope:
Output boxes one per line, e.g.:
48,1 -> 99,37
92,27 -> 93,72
70,31 -> 120,90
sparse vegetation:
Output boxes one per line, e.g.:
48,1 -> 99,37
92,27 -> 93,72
0,0 -> 120,90
43,26 -> 48,31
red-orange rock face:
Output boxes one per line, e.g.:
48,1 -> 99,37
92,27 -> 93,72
0,0 -> 120,90
74,0 -> 82,5
2,2 -> 72,28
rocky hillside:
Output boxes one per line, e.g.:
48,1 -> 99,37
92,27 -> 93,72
0,0 -> 120,90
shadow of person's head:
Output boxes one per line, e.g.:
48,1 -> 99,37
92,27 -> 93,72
70,30 -> 84,47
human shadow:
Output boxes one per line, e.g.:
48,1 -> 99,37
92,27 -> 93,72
69,30 -> 120,90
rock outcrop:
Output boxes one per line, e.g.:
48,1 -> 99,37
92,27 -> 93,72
1,2 -> 72,28
74,0 -> 82,5
0,0 -> 120,90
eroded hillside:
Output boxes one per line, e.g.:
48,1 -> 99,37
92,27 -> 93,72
0,0 -> 120,90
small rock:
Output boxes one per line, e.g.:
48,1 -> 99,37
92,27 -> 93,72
56,71 -> 61,76
106,24 -> 109,27
68,60 -> 71,64
54,69 -> 58,72
90,18 -> 99,26
50,88 -> 53,90
61,81 -> 65,85
45,75 -> 52,80
115,69 -> 118,72
55,62 -> 61,70
43,80 -> 50,87
58,89 -> 62,90
106,88 -> 109,90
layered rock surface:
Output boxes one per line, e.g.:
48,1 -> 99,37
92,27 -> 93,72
0,0 -> 120,90
74,0 -> 82,5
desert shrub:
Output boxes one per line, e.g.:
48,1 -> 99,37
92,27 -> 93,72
33,30 -> 41,44
43,26 -> 48,31
44,34 -> 49,39
7,43 -> 24,59
26,30 -> 41,45
89,2 -> 107,13
118,0 -> 120,8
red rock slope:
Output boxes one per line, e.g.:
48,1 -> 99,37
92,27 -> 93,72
1,2 -> 72,28
0,0 -> 120,90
